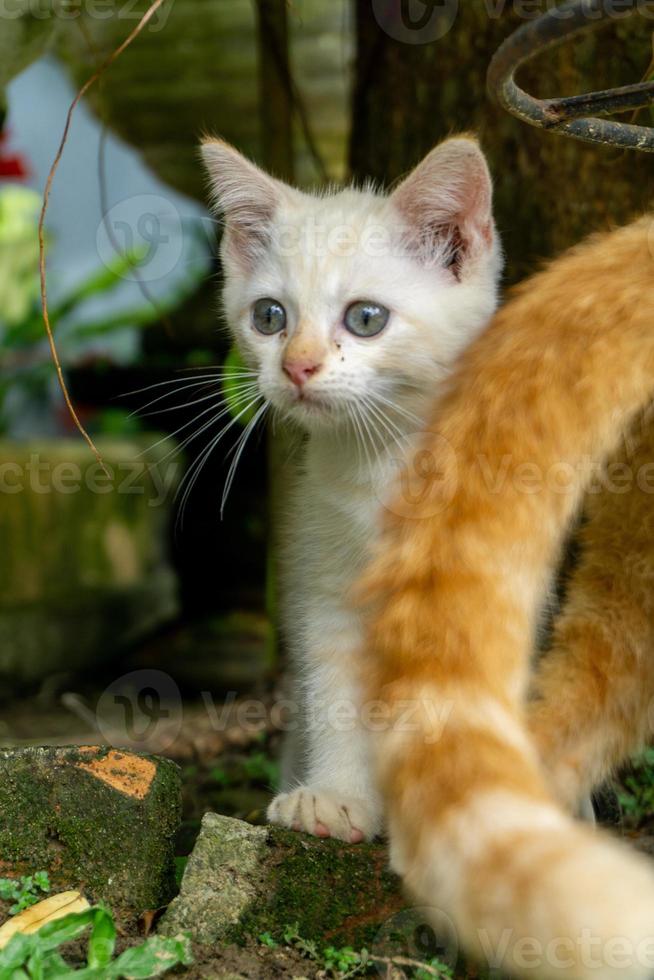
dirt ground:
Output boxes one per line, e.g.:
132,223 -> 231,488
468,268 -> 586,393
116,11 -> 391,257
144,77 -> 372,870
2,683 -> 654,979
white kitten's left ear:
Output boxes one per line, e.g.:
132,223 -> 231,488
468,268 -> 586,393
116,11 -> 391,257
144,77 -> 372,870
390,136 -> 495,275
200,137 -> 287,268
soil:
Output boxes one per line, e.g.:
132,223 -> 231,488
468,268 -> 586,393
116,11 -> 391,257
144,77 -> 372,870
2,685 -> 654,979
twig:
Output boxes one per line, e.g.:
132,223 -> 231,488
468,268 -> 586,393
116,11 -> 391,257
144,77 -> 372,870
74,15 -> 176,339
38,0 -> 169,475
369,954 -> 450,978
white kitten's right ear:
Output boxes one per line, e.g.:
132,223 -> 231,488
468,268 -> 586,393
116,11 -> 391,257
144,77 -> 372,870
390,136 -> 495,276
200,138 -> 286,268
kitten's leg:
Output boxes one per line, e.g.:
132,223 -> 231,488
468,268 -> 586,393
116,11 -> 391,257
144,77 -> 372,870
530,415 -> 654,813
268,609 -> 383,843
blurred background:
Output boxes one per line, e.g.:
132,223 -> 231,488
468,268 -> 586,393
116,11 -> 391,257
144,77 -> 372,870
1,0 -> 653,849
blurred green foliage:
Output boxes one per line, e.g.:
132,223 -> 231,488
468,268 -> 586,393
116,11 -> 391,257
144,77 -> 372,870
0,185 -> 195,435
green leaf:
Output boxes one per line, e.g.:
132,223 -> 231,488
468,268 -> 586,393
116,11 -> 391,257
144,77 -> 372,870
33,908 -> 96,951
32,874 -> 50,895
0,880 -> 20,902
0,931 -> 37,974
222,347 -> 257,425
173,858 -> 188,889
49,248 -> 148,323
87,908 -> 116,968
107,934 -> 193,978
0,910 -> 191,979
39,951 -> 72,977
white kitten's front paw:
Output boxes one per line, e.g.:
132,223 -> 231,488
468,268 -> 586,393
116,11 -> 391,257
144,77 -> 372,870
267,787 -> 380,843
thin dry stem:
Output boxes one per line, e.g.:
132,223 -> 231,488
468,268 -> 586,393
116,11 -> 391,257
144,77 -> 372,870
38,0 -> 169,475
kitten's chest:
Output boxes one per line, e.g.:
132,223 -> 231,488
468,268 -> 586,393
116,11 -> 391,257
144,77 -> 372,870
301,442 -> 402,549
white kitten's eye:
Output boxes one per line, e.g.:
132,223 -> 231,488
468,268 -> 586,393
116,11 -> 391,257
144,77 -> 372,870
344,301 -> 390,338
252,298 -> 286,335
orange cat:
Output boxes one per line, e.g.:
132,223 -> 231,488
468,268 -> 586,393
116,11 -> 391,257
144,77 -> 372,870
361,215 -> 654,980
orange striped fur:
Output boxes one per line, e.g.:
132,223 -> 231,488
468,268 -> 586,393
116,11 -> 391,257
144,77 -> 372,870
361,217 -> 654,980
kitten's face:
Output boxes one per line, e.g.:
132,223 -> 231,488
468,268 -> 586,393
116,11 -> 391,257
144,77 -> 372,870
202,137 -> 502,433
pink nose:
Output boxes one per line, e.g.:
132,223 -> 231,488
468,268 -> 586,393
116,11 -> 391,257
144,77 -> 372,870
283,358 -> 322,388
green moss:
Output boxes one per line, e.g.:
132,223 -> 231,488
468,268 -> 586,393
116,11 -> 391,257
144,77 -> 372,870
0,747 -> 182,915
234,828 -> 404,949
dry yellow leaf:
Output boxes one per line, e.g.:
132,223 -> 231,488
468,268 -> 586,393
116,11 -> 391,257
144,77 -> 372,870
0,891 -> 89,949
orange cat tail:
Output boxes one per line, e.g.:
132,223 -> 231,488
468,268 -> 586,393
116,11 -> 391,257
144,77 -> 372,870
361,216 -> 654,979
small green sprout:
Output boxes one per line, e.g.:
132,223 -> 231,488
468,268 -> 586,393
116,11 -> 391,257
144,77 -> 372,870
0,872 -> 51,914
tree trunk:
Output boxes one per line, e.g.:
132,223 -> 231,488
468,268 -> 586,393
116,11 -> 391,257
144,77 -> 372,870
255,0 -> 294,181
349,0 -> 654,282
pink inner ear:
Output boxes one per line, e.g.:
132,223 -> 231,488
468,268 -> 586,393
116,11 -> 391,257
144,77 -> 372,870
392,140 -> 494,266
201,139 -> 283,269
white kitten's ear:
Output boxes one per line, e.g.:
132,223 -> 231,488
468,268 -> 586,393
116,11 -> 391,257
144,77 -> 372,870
200,138 -> 286,268
390,136 -> 495,276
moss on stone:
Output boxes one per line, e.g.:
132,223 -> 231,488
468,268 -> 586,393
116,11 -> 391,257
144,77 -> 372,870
0,438 -> 180,685
0,746 -> 182,915
160,813 -> 405,950
238,828 -> 404,948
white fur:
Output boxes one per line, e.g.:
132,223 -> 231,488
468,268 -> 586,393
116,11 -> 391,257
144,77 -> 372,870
201,136 -> 502,842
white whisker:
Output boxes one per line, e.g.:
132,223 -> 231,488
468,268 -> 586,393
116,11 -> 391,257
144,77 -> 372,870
128,379 -> 223,419
220,401 -> 270,518
156,385 -> 261,465
175,393 -> 264,528
118,373 -> 228,400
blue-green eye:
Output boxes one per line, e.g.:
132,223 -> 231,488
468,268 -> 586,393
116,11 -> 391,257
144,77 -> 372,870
344,301 -> 390,338
252,298 -> 286,335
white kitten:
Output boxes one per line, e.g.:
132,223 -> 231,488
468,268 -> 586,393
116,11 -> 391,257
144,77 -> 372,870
201,135 -> 502,842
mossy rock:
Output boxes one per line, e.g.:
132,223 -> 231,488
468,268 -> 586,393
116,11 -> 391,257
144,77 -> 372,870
160,812 -> 405,949
0,437 -> 180,686
0,745 -> 181,915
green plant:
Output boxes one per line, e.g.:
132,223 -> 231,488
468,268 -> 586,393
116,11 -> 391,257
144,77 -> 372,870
323,944 -> 369,977
280,924 -> 368,978
0,872 -> 50,915
0,904 -> 192,979
413,959 -> 454,980
242,751 -> 279,787
618,747 -> 654,823
209,750 -> 279,791
273,923 -> 454,979
0,185 -> 204,436
222,347 -> 257,424
173,857 -> 188,889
